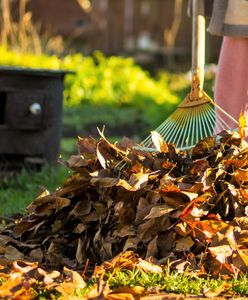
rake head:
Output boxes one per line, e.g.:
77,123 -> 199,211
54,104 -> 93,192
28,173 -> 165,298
140,77 -> 238,150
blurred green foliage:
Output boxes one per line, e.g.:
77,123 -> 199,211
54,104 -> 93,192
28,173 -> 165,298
0,46 -> 180,129
62,52 -> 178,106
0,46 -> 61,69
0,47 -> 178,104
0,46 -> 215,138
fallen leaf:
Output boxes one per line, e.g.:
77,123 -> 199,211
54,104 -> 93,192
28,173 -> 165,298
136,259 -> 162,274
235,168 -> 248,183
63,266 -> 86,289
208,245 -> 233,264
238,111 -> 247,141
144,204 -> 174,219
204,282 -> 232,297
175,236 -> 194,251
151,131 -> 169,153
107,293 -> 135,300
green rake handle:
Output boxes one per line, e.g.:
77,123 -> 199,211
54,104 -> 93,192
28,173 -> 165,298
192,0 -> 205,94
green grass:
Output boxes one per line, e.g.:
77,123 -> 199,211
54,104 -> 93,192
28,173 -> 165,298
73,269 -> 248,298
61,137 -> 78,156
63,104 -> 147,140
104,268 -> 223,295
0,135 -> 78,218
162,272 -> 223,295
0,164 -> 69,217
105,269 -> 248,297
0,277 -> 7,284
232,275 -> 248,296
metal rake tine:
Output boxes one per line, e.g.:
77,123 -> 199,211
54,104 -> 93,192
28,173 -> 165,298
188,111 -> 197,145
202,105 -> 211,136
156,119 -> 173,141
158,109 -> 185,140
203,105 -> 216,136
194,106 -> 200,143
212,100 -> 239,126
165,113 -> 186,144
177,109 -> 191,147
216,113 -> 231,131
189,108 -> 197,146
178,108 -> 194,148
197,106 -> 206,139
177,109 -> 192,148
163,109 -> 187,144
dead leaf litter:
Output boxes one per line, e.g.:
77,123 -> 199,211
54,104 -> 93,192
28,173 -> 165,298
0,129 -> 248,298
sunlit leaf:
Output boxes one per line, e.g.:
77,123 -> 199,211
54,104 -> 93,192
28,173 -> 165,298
151,131 -> 169,153
238,112 -> 247,141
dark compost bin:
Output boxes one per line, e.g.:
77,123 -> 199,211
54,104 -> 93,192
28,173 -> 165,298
0,67 -> 68,170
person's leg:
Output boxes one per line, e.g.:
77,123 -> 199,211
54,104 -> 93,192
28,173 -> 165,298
214,36 -> 248,131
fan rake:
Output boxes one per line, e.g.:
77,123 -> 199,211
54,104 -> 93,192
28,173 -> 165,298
141,75 -> 238,150
138,0 -> 238,151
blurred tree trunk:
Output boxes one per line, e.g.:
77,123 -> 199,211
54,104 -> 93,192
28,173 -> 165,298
164,0 -> 183,70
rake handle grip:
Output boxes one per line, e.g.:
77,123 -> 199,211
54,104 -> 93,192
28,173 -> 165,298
192,0 -> 205,91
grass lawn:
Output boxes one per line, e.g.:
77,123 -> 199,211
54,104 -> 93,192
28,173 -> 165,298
0,164 -> 69,217
0,137 -> 78,217
102,268 -> 248,297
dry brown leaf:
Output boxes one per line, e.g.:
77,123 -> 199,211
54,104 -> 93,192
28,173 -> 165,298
107,293 -> 134,300
191,136 -> 216,159
13,219 -> 44,238
4,245 -> 25,261
97,142 -> 107,169
76,238 -> 86,264
0,274 -> 35,299
69,199 -> 91,218
123,237 -> 139,252
67,154 -> 89,169
56,282 -> 77,298
144,204 -> 174,219
238,111 -> 247,141
208,245 -> 233,264
128,173 -> 149,190
28,196 -> 71,216
136,259 -> 162,274
112,286 -> 145,296
151,131 -> 169,153
234,249 -> 248,271
137,218 -> 157,243
204,282 -> 232,298
63,266 -> 86,289
175,236 -> 194,252
146,236 -> 159,258
235,168 -> 248,183
29,248 -> 43,262
77,136 -> 97,158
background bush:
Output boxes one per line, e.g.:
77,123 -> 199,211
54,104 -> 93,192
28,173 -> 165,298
0,46 -> 215,139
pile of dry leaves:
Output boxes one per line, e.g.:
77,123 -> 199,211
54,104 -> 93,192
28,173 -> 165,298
0,129 -> 247,278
